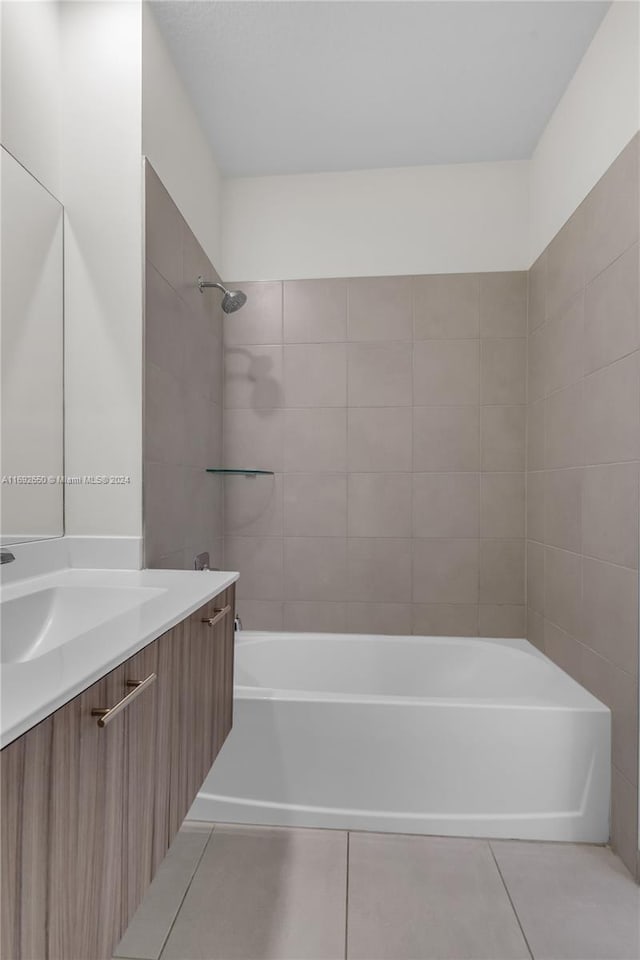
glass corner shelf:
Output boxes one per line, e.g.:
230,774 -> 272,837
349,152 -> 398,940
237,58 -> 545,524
206,468 -> 275,477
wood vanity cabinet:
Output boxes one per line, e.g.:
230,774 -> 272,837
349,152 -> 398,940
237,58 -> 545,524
0,584 -> 235,960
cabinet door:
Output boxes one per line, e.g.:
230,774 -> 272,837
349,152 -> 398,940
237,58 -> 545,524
0,716 -> 53,960
123,641 -> 159,920
48,664 -> 128,960
196,588 -> 235,784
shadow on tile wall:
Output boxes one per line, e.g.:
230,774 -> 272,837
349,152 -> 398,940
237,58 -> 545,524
222,268 -> 528,639
143,161 -> 224,570
526,133 -> 639,875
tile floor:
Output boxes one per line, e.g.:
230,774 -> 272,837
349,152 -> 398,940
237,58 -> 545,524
114,822 -> 640,960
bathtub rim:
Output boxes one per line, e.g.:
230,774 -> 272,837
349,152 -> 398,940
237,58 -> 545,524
233,631 -> 610,714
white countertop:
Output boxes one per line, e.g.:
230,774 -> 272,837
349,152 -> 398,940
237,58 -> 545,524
0,567 -> 239,748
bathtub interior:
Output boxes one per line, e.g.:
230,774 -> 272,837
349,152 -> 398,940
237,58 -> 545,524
234,632 -> 609,709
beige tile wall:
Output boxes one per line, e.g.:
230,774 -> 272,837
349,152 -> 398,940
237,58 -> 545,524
525,133 -> 640,874
144,162 -> 224,569
222,270 -> 527,638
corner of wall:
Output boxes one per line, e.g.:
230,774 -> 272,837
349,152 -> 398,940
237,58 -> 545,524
142,2 -> 223,271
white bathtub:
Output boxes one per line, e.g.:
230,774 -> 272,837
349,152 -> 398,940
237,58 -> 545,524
190,632 -> 611,842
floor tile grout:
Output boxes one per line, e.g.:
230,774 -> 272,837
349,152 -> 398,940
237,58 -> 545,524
157,824 -> 217,960
488,841 -> 534,960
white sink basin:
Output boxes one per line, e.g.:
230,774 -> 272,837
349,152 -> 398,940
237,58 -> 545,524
0,585 -> 166,663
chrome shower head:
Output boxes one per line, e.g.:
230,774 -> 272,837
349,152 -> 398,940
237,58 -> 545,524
197,277 -> 247,314
221,288 -> 247,313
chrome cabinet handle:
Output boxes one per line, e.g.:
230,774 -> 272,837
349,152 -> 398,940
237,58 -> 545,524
201,604 -> 231,628
91,673 -> 157,727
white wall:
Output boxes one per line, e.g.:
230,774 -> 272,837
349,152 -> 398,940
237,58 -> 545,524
142,3 -> 222,268
61,1 -> 143,537
529,0 -> 640,262
0,0 -> 62,199
222,159 -> 529,281
222,1 -> 640,281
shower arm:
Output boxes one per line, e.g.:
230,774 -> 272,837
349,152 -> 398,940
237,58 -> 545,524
197,277 -> 225,294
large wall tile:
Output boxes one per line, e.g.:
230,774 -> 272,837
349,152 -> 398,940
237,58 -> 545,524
144,164 -> 224,570
481,405 -> 526,471
479,604 -> 525,638
544,468 -> 582,554
348,342 -> 412,406
283,601 -> 347,633
348,407 -> 412,472
283,537 -> 347,602
144,461 -> 187,564
546,205 -> 585,317
544,382 -> 583,469
543,620 -> 583,678
413,539 -> 479,604
146,261 -> 186,380
527,322 -> 548,403
145,361 -> 186,466
222,268 -> 528,641
526,608 -> 545,650
611,767 -> 639,876
348,538 -> 412,603
283,278 -> 347,342
347,276 -> 412,341
223,281 -> 283,346
283,473 -> 347,537
348,473 -> 412,538
347,602 -> 412,636
480,339 -> 526,404
223,344 -> 283,409
284,408 -> 347,472
223,408 -> 283,472
526,470 -> 544,544
224,474 -> 283,537
235,600 -> 284,631
580,643 -> 638,787
584,242 -> 639,375
145,164 -> 183,290
526,399 -> 544,472
413,405 -> 479,472
544,292 -> 584,396
610,666 -> 638,788
582,463 -> 639,569
412,473 -> 479,538
544,547 -> 581,637
582,352 -> 640,465
478,271 -> 527,338
480,473 -> 525,539
584,133 -> 639,281
527,251 -> 547,332
479,540 -> 525,604
526,540 -> 544,615
183,304 -> 220,402
284,343 -> 347,407
225,536 -> 284,600
413,273 -> 479,339
413,339 -> 479,405
581,557 -> 639,677
412,603 -> 478,637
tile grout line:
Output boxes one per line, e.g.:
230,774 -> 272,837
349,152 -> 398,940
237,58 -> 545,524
155,825 -> 217,960
344,831 -> 351,960
488,842 -> 534,960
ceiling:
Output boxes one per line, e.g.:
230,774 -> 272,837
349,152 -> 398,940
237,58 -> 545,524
151,1 -> 609,178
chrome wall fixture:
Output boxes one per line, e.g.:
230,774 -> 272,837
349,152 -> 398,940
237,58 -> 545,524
197,277 -> 247,313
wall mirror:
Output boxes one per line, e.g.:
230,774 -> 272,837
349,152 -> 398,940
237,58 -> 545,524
1,147 -> 64,543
